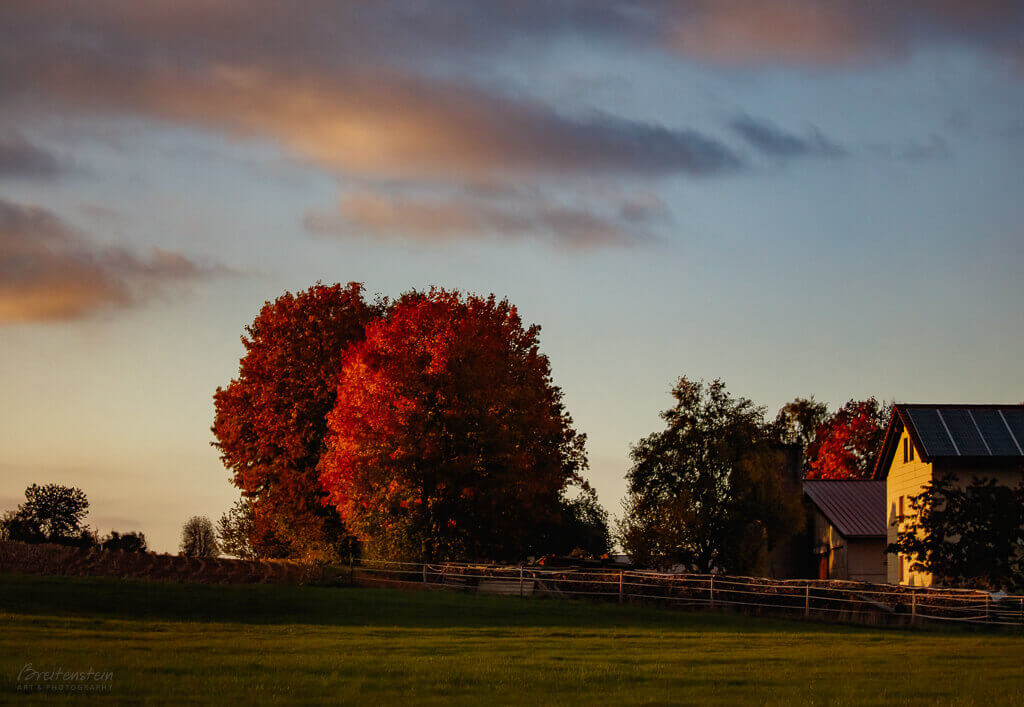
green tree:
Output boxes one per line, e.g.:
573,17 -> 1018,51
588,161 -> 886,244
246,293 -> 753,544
772,396 -> 828,451
535,489 -> 611,559
216,499 -> 258,560
617,378 -> 804,573
100,531 -> 147,553
2,483 -> 90,543
888,475 -> 1024,590
180,516 -> 219,558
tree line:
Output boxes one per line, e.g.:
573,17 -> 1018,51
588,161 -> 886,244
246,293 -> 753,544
210,282 -> 892,567
8,281 -> 1018,589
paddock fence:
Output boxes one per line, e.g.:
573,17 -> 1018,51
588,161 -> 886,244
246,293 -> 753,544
341,558 -> 1024,629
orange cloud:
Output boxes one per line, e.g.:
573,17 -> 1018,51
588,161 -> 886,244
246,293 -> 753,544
0,199 -> 227,323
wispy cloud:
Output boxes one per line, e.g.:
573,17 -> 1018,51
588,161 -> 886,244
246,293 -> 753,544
0,134 -> 62,179
306,188 -> 670,248
730,115 -> 846,160
0,199 -> 229,323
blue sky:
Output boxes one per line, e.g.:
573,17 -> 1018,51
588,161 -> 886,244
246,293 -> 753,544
1,2 -> 1022,552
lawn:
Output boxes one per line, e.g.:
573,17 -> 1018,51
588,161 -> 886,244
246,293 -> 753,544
1,574 -> 1022,704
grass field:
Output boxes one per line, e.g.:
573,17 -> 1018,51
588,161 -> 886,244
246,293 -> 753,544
1,574 -> 1023,704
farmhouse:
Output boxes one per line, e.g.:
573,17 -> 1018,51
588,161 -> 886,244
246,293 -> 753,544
872,404 -> 1024,587
803,480 -> 887,583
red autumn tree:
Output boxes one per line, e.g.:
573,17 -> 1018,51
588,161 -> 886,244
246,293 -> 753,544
804,398 -> 891,479
318,289 -> 588,562
212,282 -> 380,560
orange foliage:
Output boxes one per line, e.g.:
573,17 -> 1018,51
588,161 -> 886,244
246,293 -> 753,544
212,282 -> 379,559
318,289 -> 587,562
804,398 -> 890,480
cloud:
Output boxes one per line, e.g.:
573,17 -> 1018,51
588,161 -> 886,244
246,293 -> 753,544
730,115 -> 846,159
0,199 -> 227,323
0,134 -> 62,179
306,188 -> 669,248
0,6 -> 739,182
663,1 -> 1024,68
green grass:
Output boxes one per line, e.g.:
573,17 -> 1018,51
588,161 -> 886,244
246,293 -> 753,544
1,574 -> 1023,704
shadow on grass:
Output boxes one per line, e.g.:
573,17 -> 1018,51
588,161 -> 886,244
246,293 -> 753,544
0,573 -> 879,634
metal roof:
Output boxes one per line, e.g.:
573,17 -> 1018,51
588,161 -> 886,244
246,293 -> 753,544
873,404 -> 1024,477
803,480 -> 886,537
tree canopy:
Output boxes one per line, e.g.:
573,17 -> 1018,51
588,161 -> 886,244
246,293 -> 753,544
1,483 -> 91,545
889,475 -> 1024,591
804,398 -> 891,480
180,516 -> 219,558
212,282 -> 380,560
618,378 -> 804,573
318,289 -> 588,562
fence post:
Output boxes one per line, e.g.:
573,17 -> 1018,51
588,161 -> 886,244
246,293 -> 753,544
422,563 -> 427,585
804,583 -> 810,618
709,575 -> 715,609
519,566 -> 524,598
910,592 -> 916,626
985,594 -> 990,623
619,571 -> 624,604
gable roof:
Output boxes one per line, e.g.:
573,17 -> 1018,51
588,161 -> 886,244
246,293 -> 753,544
873,404 -> 1024,478
803,480 -> 886,537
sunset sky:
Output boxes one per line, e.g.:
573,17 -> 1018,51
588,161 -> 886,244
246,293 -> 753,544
2,2 -> 1023,552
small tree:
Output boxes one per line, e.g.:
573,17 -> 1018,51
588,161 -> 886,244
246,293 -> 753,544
217,499 -> 258,559
180,516 -> 218,558
888,475 -> 1024,590
1,484 -> 90,544
100,531 -> 148,553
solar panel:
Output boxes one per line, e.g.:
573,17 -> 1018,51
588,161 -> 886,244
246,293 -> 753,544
939,409 -> 989,456
972,409 -> 1021,456
1001,409 -> 1024,454
906,408 -> 958,457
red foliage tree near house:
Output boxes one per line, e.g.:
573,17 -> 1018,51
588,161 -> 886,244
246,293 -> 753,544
804,398 -> 891,479
318,289 -> 588,562
212,282 -> 380,560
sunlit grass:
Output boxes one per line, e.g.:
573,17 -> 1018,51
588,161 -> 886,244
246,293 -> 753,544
1,574 -> 1022,704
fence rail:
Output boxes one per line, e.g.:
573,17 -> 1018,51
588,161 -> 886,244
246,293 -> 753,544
343,559 -> 1024,629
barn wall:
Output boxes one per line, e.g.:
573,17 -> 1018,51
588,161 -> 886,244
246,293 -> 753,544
847,538 -> 886,583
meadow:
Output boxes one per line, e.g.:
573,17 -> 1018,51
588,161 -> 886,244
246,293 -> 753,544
1,574 -> 1023,705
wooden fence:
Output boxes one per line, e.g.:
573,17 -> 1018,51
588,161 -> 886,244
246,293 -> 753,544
344,559 -> 1024,629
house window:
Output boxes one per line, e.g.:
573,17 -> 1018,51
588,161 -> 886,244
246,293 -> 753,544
909,440 -> 914,461
903,438 -> 908,463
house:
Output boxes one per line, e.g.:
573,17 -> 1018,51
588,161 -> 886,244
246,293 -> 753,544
803,480 -> 887,582
872,404 -> 1024,586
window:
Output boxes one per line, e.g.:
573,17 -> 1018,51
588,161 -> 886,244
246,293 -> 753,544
909,440 -> 914,461
899,555 -> 905,582
903,438 -> 908,463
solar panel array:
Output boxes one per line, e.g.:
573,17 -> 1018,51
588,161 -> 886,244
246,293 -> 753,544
904,406 -> 1024,459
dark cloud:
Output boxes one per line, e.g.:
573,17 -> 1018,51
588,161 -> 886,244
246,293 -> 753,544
0,5 -> 738,182
731,115 -> 846,159
0,134 -> 61,178
0,199 -> 227,323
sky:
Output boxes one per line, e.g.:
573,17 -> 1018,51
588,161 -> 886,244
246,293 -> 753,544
1,2 -> 1023,553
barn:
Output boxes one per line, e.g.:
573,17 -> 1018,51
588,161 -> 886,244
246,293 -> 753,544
802,480 -> 887,583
